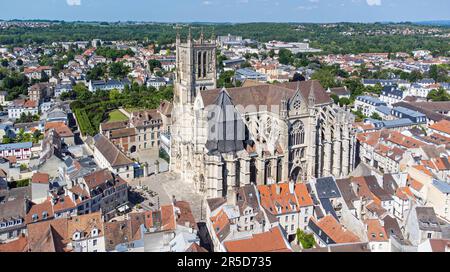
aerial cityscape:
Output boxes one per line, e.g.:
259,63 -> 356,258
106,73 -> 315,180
1,0 -> 450,254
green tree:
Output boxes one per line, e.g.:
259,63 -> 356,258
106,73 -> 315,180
109,62 -> 129,79
352,109 -> 367,122
296,229 -> 315,249
278,48 -> 293,65
408,70 -> 423,82
2,136 -> 14,144
339,97 -> 351,107
73,83 -> 92,101
95,47 -> 134,61
86,63 -> 107,81
370,112 -> 382,120
32,130 -> 43,144
428,65 -> 449,83
217,70 -> 236,88
148,59 -> 162,73
268,49 -> 276,58
311,68 -> 338,89
109,89 -> 122,100
427,88 -> 450,101
291,72 -> 305,82
330,93 -> 339,104
240,61 -> 252,68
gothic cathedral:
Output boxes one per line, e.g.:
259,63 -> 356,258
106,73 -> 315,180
170,31 -> 357,199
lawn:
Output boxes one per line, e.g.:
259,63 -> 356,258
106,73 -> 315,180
107,110 -> 129,123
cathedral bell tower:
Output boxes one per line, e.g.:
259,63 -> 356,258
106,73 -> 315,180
174,27 -> 217,106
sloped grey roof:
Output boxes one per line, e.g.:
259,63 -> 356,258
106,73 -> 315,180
93,134 -> 133,167
205,88 -> 245,153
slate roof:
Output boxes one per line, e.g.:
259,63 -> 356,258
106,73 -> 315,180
200,80 -> 331,113
432,179 -> 450,194
315,177 -> 341,199
206,197 -> 227,212
0,142 -> 32,151
382,215 -> 404,240
93,134 -> 133,167
335,178 -> 358,210
329,87 -> 349,96
205,88 -> 245,153
416,207 -> 441,232
236,185 -> 260,214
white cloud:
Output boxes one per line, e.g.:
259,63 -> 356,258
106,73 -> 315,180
202,0 -> 212,5
366,0 -> 381,6
66,0 -> 81,6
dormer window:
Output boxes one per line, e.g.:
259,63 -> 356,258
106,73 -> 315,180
42,211 -> 48,219
32,214 -> 38,222
91,228 -> 98,237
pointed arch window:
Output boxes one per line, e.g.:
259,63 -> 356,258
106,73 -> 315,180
203,51 -> 207,78
290,121 -> 305,146
197,51 -> 202,78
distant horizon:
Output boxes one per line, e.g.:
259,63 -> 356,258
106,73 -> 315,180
1,0 -> 450,24
2,19 -> 450,25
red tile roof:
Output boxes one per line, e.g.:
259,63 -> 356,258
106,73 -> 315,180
210,208 -> 230,237
161,204 -> 176,231
26,199 -> 54,224
314,215 -> 360,244
430,120 -> 450,135
365,219 -> 388,242
45,122 -> 74,138
0,235 -> 29,252
294,183 -> 314,207
31,172 -> 49,184
258,183 -> 299,215
224,226 -> 292,252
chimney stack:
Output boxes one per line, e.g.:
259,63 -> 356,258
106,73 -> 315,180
289,181 -> 295,195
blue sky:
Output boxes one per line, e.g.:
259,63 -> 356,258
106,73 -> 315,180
1,0 -> 449,23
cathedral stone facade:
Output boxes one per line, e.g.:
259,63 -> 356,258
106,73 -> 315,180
170,32 -> 357,198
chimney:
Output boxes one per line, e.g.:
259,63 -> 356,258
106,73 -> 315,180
276,184 -> 281,195
289,181 -> 295,195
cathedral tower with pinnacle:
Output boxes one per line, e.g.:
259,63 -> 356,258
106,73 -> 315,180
174,28 -> 217,105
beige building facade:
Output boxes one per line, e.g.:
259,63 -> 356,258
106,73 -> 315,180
170,32 -> 357,198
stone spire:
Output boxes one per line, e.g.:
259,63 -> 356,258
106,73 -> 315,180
176,27 -> 180,45
200,27 -> 204,42
308,82 -> 316,107
211,28 -> 216,43
188,27 -> 192,44
281,90 -> 289,119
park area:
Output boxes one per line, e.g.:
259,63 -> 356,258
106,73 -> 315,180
106,109 -> 129,123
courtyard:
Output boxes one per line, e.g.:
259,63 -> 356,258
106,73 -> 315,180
129,171 -> 206,222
